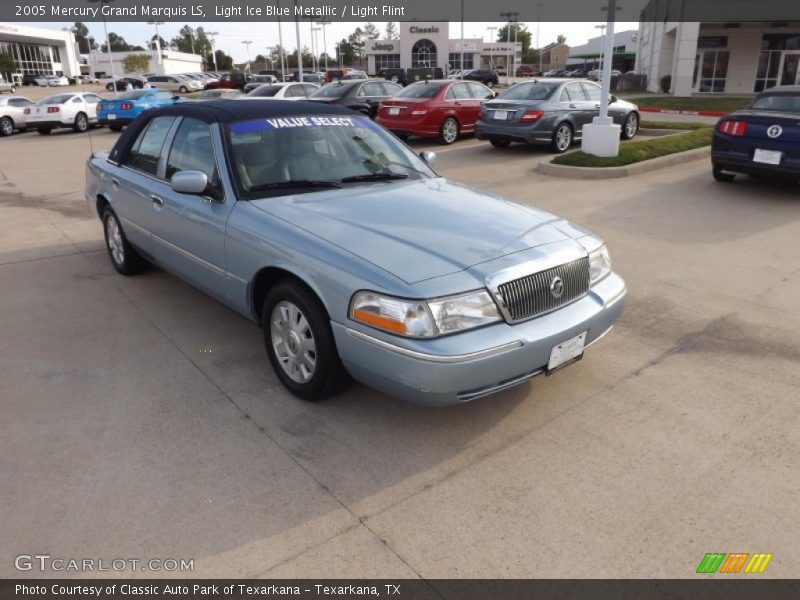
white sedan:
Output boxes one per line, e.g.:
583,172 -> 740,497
25,92 -> 104,134
46,75 -> 70,87
243,82 -> 319,99
0,96 -> 35,136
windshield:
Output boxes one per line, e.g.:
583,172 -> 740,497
750,94 -> 800,112
396,82 -> 444,98
37,94 -> 73,105
497,82 -> 557,101
248,85 -> 281,97
226,115 -> 435,198
310,84 -> 351,98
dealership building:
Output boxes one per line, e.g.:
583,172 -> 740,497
87,49 -> 203,78
0,23 -> 81,83
366,21 -> 521,74
637,1 -> 800,95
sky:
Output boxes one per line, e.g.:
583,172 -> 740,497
24,20 -> 639,62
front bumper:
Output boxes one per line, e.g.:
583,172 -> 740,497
332,272 -> 626,406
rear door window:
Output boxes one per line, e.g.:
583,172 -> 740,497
124,116 -> 176,176
581,83 -> 602,102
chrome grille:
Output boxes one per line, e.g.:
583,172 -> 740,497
495,257 -> 590,323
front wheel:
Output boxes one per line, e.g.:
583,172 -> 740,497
263,281 -> 350,401
490,138 -> 511,148
713,165 -> 736,182
179,86 -> 188,93
439,117 -> 459,145
9,86 -> 15,93
73,112 -> 89,133
621,112 -> 639,140
551,122 -> 573,153
102,208 -> 148,275
0,117 -> 14,137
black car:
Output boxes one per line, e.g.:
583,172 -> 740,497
461,69 -> 499,88
307,79 -> 404,118
106,77 -> 147,91
712,85 -> 800,183
379,68 -> 408,85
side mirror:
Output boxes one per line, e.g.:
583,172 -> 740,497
610,95 -> 618,104
419,151 -> 437,168
170,171 -> 208,195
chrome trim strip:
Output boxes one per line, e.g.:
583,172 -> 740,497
345,328 -> 522,363
119,216 -> 150,238
151,233 -> 227,277
457,368 -> 544,402
604,285 -> 627,308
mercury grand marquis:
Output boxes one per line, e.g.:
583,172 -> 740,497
85,100 -> 626,406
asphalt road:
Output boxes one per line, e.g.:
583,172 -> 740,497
1,123 -> 798,580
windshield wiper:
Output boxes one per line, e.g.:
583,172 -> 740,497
341,172 -> 410,183
249,180 -> 342,192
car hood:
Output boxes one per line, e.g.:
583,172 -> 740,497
248,178 -> 590,284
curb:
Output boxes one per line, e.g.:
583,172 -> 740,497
536,146 -> 711,179
638,127 -> 687,137
639,107 -> 727,118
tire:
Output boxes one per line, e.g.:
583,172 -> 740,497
485,80 -> 494,88
490,138 -> 511,148
106,84 -> 113,91
621,112 -> 639,140
109,124 -> 123,132
439,117 -> 459,145
179,86 -> 188,93
37,128 -> 52,135
102,207 -> 148,275
551,122 -> 573,153
0,116 -> 14,137
73,112 -> 89,133
395,133 -> 410,142
10,86 -> 15,93
262,280 -> 350,401
390,75 -> 399,83
713,165 -> 736,183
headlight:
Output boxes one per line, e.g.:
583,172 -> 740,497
588,245 -> 611,285
428,290 -> 501,334
350,290 -> 502,338
350,292 -> 436,338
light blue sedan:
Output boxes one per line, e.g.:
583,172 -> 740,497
85,100 -> 626,406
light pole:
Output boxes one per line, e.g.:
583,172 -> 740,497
500,11 -> 518,82
512,18 -> 518,78
208,31 -> 219,71
293,0 -> 303,82
316,20 -> 329,71
187,26 -> 196,55
277,3 -> 287,80
242,40 -> 252,72
536,3 -> 543,73
595,24 -> 607,71
86,0 -> 117,85
312,27 -> 321,73
487,26 -> 497,70
147,21 -> 164,70
459,0 -> 464,75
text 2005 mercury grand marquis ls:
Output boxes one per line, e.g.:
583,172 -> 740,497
85,100 -> 626,406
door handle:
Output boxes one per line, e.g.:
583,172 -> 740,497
595,104 -> 601,109
111,177 -> 119,186
569,104 -> 577,109
150,195 -> 164,206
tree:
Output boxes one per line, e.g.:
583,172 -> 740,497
497,23 -> 535,64
100,32 -> 143,52
336,39 -> 356,66
171,25 -> 212,57
122,54 -> 150,75
347,27 -> 367,66
384,22 -> 398,40
147,35 -> 168,52
363,23 -> 381,40
0,51 -> 16,79
557,34 -> 567,44
204,50 -> 233,71
73,22 -> 97,53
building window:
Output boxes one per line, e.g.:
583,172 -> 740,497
755,50 -> 781,92
51,45 -> 61,63
448,53 -> 474,70
411,39 -> 437,68
0,41 -> 58,75
693,50 -> 729,92
375,54 -> 401,70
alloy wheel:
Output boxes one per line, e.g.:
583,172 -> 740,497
441,118 -> 458,144
105,214 -> 125,266
556,125 -> 572,151
0,118 -> 13,136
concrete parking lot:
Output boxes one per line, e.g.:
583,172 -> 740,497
1,117 -> 798,580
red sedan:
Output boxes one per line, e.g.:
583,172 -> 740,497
377,79 -> 494,145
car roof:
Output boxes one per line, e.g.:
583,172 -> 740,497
759,85 -> 800,94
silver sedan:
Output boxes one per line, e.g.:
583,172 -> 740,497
0,96 -> 35,136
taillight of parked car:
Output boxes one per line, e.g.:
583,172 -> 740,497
520,110 -> 544,123
47,107 -> 60,113
96,103 -> 104,112
24,108 -> 30,115
718,120 -> 747,136
120,103 -> 133,110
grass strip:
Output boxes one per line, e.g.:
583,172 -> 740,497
626,96 -> 751,113
639,120 -> 711,130
552,127 -> 713,168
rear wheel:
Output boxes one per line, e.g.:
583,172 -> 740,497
9,85 -> 15,93
37,128 -> 52,135
439,117 -> 459,145
262,280 -> 350,401
73,112 -> 89,133
621,112 -> 639,140
179,86 -> 188,93
551,122 -> 573,153
0,117 -> 14,137
102,207 -> 148,275
713,165 -> 736,182
490,138 -> 511,148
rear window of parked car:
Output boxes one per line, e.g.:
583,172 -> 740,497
750,94 -> 800,112
395,82 -> 444,98
498,83 -> 556,101
37,94 -> 73,105
312,84 -> 351,98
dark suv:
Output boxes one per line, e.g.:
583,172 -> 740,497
105,77 -> 147,91
22,74 -> 46,86
462,69 -> 499,87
